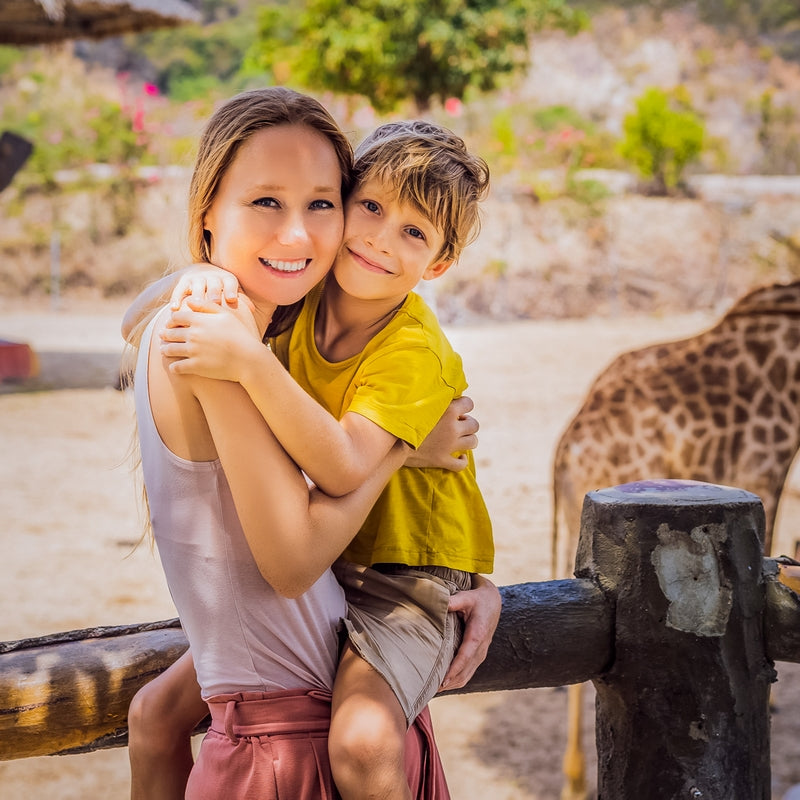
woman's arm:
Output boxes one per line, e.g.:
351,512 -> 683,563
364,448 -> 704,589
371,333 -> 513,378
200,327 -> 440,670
162,300 -> 401,497
440,574 -> 501,690
189,371 -> 407,597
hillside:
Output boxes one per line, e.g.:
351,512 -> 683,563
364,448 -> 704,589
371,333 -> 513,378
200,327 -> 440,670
2,4 -> 800,319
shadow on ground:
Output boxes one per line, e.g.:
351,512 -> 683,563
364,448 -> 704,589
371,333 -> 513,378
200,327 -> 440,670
470,662 -> 800,799
0,350 -> 123,393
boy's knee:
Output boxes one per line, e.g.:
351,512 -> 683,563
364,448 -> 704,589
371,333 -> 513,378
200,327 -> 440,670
330,715 -> 405,771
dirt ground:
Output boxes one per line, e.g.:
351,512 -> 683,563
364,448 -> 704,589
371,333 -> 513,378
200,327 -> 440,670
1,296 -> 798,799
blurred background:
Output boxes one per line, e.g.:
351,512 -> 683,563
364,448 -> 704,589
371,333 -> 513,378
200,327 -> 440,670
3,0 -> 800,320
2,2 -> 800,798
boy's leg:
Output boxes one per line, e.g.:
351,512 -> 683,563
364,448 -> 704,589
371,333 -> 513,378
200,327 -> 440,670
329,644 -> 412,800
128,649 -> 208,800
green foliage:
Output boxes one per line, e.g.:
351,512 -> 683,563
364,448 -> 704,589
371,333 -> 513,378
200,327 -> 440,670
566,176 -> 612,209
0,57 -> 161,189
531,104 -> 594,132
756,89 -> 800,174
619,87 -> 705,194
131,10 -> 260,101
249,0 -> 588,112
480,102 -> 622,178
0,46 -> 25,75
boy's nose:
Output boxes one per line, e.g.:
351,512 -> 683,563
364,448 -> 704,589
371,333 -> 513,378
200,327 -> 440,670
365,228 -> 390,253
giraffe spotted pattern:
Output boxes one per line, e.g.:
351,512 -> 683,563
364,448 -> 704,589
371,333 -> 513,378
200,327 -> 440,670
552,281 -> 800,577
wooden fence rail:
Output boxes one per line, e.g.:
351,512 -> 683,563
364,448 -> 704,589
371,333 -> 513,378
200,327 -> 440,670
2,480 -> 799,798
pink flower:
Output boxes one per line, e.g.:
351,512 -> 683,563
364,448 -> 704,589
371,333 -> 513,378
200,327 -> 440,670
143,83 -> 159,97
133,99 -> 145,132
444,97 -> 463,117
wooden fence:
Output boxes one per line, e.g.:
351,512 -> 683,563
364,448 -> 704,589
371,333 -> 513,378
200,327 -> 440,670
2,480 -> 799,798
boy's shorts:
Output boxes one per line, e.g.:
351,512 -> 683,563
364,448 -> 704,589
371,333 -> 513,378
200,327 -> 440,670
185,687 -> 450,799
332,559 -> 472,727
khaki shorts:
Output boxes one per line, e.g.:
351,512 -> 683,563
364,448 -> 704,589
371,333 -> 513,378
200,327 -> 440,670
332,559 -> 471,727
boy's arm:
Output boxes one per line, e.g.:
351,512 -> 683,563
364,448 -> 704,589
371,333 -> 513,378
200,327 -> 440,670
121,264 -> 239,343
122,274 -> 182,343
163,301 -> 399,497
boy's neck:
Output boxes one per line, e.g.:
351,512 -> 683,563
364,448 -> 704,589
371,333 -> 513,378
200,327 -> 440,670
315,276 -> 407,362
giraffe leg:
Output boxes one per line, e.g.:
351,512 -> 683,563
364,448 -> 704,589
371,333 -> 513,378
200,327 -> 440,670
561,682 -> 588,800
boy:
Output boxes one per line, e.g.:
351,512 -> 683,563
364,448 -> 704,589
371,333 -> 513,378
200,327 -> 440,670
146,120 -> 494,799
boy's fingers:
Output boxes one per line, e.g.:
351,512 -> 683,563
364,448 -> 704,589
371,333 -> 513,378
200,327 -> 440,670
170,277 -> 194,310
451,395 -> 474,415
458,414 -> 479,436
222,275 -> 240,305
445,453 -> 468,472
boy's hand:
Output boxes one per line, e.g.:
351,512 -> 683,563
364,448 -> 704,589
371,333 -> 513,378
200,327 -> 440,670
160,297 -> 262,381
406,395 -> 479,471
440,574 -> 501,691
169,263 -> 240,311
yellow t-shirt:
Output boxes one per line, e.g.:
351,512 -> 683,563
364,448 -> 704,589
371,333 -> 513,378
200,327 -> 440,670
272,283 -> 494,573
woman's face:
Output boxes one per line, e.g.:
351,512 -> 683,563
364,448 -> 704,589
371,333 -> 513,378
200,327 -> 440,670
203,123 -> 344,312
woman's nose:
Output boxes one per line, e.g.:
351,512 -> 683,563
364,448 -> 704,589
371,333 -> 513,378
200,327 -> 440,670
276,213 -> 310,245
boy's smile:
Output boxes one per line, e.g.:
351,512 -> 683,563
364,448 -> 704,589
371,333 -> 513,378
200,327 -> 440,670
334,176 -> 452,306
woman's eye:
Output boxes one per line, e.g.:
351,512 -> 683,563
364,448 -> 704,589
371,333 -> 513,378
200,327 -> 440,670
310,199 -> 335,210
253,197 -> 279,208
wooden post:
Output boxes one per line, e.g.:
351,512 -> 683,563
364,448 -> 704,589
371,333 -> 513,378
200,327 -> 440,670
576,479 -> 774,800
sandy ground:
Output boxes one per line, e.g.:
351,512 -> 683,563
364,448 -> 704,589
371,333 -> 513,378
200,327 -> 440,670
1,297 -> 799,799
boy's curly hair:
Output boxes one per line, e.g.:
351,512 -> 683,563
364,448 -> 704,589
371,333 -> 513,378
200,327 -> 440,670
354,121 -> 490,264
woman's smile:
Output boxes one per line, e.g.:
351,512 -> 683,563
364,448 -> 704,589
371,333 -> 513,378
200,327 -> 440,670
260,257 -> 311,274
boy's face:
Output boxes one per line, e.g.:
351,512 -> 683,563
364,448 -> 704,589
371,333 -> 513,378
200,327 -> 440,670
334,176 -> 452,304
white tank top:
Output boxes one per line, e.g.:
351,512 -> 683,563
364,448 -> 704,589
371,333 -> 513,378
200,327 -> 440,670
134,313 -> 345,698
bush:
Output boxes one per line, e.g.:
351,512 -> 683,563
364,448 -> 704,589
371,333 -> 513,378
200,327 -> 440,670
618,86 -> 705,195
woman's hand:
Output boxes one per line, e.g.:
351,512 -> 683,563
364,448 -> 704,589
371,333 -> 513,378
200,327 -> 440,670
406,395 -> 479,471
159,297 -> 263,382
440,574 -> 501,691
169,263 -> 241,311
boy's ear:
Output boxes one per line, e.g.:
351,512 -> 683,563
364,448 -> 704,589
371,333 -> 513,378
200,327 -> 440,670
422,259 -> 454,281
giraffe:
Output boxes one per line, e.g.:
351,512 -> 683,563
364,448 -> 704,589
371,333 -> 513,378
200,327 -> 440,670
550,279 -> 800,800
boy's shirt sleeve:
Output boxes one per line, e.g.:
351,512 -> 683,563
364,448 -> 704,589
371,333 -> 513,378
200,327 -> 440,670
345,341 -> 462,449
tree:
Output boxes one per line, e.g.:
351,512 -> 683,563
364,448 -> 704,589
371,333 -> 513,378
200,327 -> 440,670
248,0 -> 586,113
619,86 -> 705,195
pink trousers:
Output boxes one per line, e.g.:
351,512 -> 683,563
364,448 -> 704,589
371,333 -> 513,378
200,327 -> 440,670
185,688 -> 450,800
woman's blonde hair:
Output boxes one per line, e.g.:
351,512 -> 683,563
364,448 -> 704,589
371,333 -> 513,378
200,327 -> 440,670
354,121 -> 490,264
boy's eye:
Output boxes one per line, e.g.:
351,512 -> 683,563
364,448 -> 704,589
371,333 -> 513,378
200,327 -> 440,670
407,227 -> 425,241
363,200 -> 380,214
253,197 -> 279,208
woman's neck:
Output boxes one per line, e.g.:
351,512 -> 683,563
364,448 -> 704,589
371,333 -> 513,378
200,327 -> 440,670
251,301 -> 279,340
